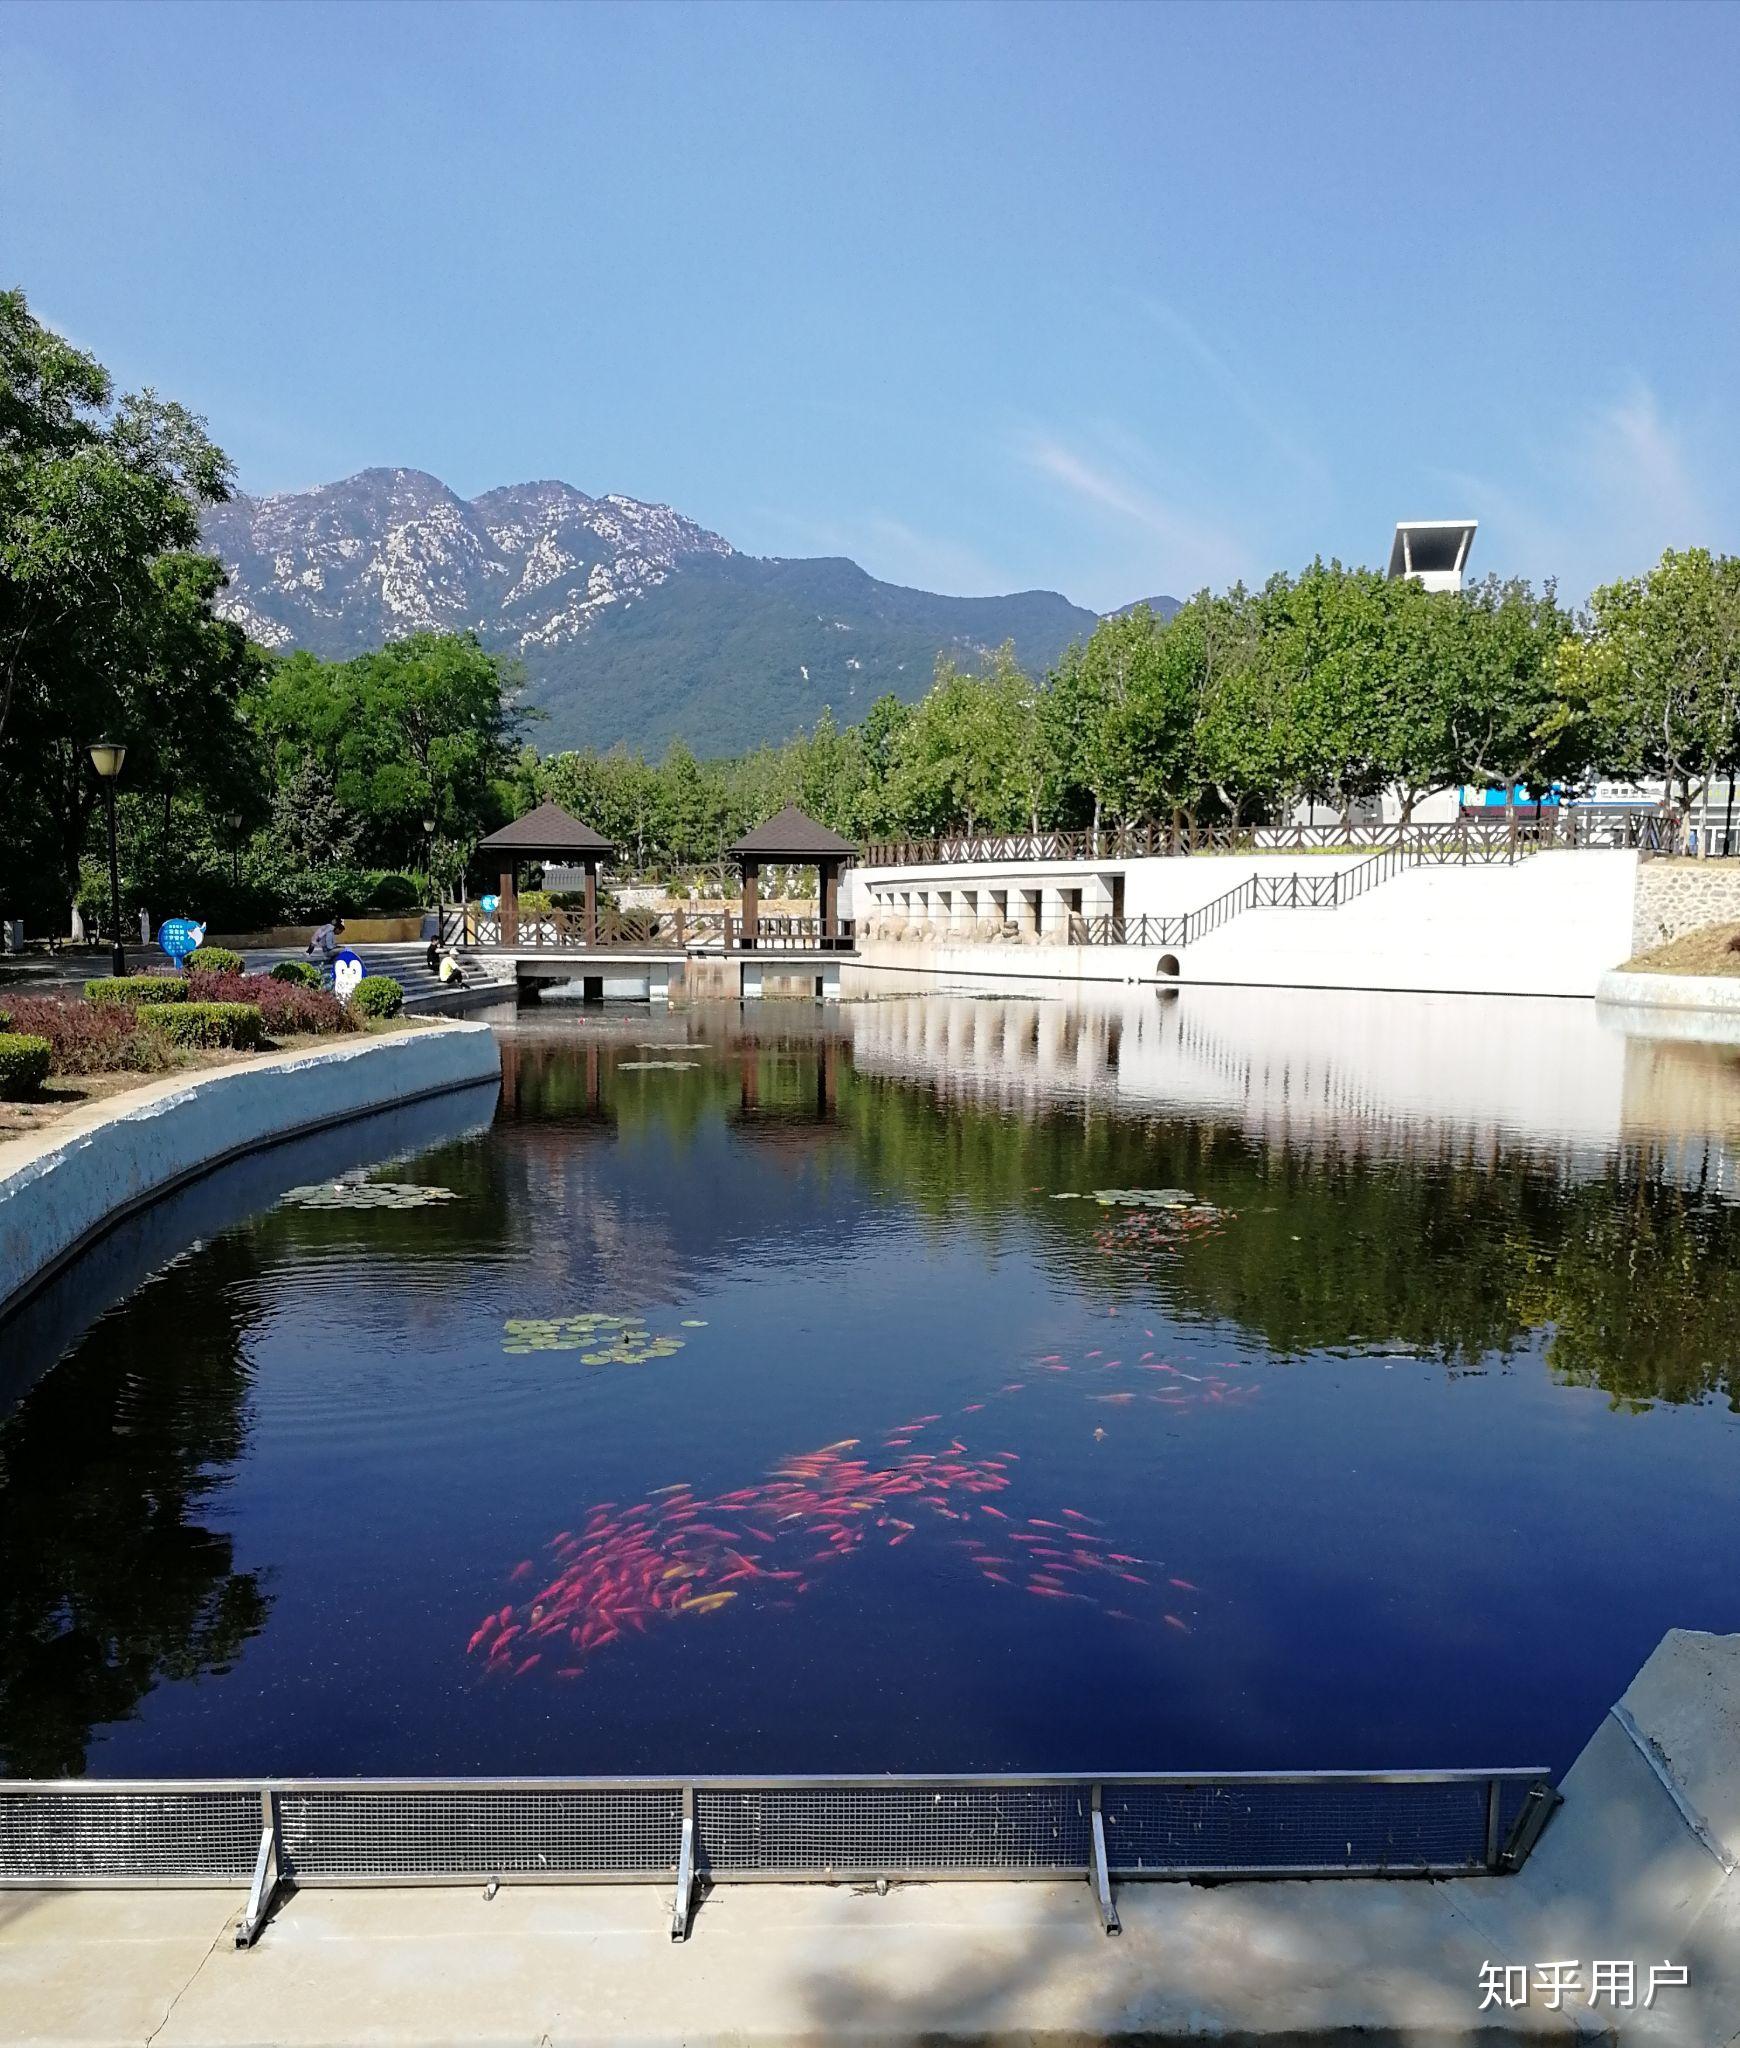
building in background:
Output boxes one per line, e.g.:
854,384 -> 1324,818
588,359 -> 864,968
1387,518 -> 1478,593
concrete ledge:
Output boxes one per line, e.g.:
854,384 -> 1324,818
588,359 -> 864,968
1596,968 -> 1740,1014
0,1022 -> 501,1321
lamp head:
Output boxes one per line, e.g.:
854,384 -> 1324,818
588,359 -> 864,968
88,739 -> 127,781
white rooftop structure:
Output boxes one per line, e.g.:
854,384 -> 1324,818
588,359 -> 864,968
1388,519 -> 1477,592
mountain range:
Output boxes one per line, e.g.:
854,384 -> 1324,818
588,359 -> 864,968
203,469 -> 1178,756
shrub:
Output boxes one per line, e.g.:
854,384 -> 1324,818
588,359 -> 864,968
349,975 -> 405,1020
269,959 -> 324,988
279,865 -> 372,921
0,1032 -> 52,1098
144,1001 -> 265,1051
368,872 -> 421,912
84,975 -> 190,1006
188,945 -> 245,975
0,1007 -> 9,1030
3,994 -> 175,1074
185,969 -> 356,1037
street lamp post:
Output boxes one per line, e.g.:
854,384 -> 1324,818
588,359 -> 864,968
88,740 -> 128,976
423,814 -> 438,917
227,811 -> 244,889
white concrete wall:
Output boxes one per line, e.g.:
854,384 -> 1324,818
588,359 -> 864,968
0,1022 -> 501,1320
850,851 -> 1638,997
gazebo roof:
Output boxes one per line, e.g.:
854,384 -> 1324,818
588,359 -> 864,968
727,805 -> 857,860
476,801 -> 615,857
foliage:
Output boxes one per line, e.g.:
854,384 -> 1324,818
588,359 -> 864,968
144,1000 -> 264,1050
1553,548 -> 1740,828
83,974 -> 189,1006
187,945 -> 244,975
269,959 -> 323,988
0,288 -> 262,928
0,1031 -> 51,1097
183,968 -> 355,1035
2,993 -> 176,1073
348,974 -> 405,1019
369,871 -> 420,912
250,633 -> 521,875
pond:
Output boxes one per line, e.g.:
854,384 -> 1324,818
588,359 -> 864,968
3,983 -> 1738,1782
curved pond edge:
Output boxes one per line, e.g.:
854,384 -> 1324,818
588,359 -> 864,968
1596,967 -> 1740,1016
0,1021 -> 501,1323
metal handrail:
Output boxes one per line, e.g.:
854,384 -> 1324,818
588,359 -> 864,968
860,810 -> 1679,869
0,1766 -> 1558,1945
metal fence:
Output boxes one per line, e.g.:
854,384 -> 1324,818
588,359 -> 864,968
861,812 -> 1679,869
0,1769 -> 1558,1946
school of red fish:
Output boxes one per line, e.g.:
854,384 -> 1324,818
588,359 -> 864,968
467,1327 -> 1258,1684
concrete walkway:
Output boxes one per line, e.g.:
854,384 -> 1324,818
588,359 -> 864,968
3,1632 -> 1734,2047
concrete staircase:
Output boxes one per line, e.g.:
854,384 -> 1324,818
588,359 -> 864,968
240,942 -> 514,1015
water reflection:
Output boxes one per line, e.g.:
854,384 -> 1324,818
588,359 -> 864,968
1,987 -> 1737,1778
0,1237 -> 271,1777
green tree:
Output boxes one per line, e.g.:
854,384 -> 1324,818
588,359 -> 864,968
0,290 -> 256,925
252,633 -> 523,874
1555,548 -> 1740,840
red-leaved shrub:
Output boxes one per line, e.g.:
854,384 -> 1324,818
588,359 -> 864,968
2,994 -> 175,1074
184,969 -> 356,1036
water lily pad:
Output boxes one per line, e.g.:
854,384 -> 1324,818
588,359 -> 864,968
281,1181 -> 461,1211
501,1309 -> 690,1366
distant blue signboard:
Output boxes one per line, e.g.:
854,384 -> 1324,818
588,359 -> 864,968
157,918 -> 206,966
480,894 -> 500,913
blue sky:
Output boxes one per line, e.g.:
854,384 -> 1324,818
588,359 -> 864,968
4,0 -> 1736,611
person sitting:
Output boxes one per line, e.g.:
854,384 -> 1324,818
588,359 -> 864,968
437,948 -> 467,988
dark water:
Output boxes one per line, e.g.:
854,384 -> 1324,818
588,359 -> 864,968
3,987 -> 1739,1782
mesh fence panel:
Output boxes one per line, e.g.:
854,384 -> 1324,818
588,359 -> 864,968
695,1783 -> 1091,1873
0,1790 -> 260,1881
276,1787 -> 682,1880
1103,1778 -> 1496,1872
0,1777 -> 1543,1884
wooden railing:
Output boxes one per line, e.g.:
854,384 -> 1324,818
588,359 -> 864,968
860,811 -> 1678,868
442,907 -> 854,954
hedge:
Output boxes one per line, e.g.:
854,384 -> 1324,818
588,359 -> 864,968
186,969 -> 355,1037
349,975 -> 405,1020
188,945 -> 246,975
84,975 -> 190,1006
144,1002 -> 265,1050
269,959 -> 324,988
0,1032 -> 52,1098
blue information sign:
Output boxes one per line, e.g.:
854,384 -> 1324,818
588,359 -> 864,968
480,893 -> 500,913
157,918 -> 206,966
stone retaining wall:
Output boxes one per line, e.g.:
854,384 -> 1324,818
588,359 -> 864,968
1631,857 -> 1740,952
0,1022 -> 500,1320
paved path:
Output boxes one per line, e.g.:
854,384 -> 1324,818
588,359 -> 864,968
0,1872 -> 1590,2047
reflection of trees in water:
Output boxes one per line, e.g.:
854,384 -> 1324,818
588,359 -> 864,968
838,1068 -> 1740,1413
0,1237 -> 271,1777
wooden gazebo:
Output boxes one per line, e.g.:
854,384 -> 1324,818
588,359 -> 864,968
726,805 -> 857,950
475,801 -> 615,946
